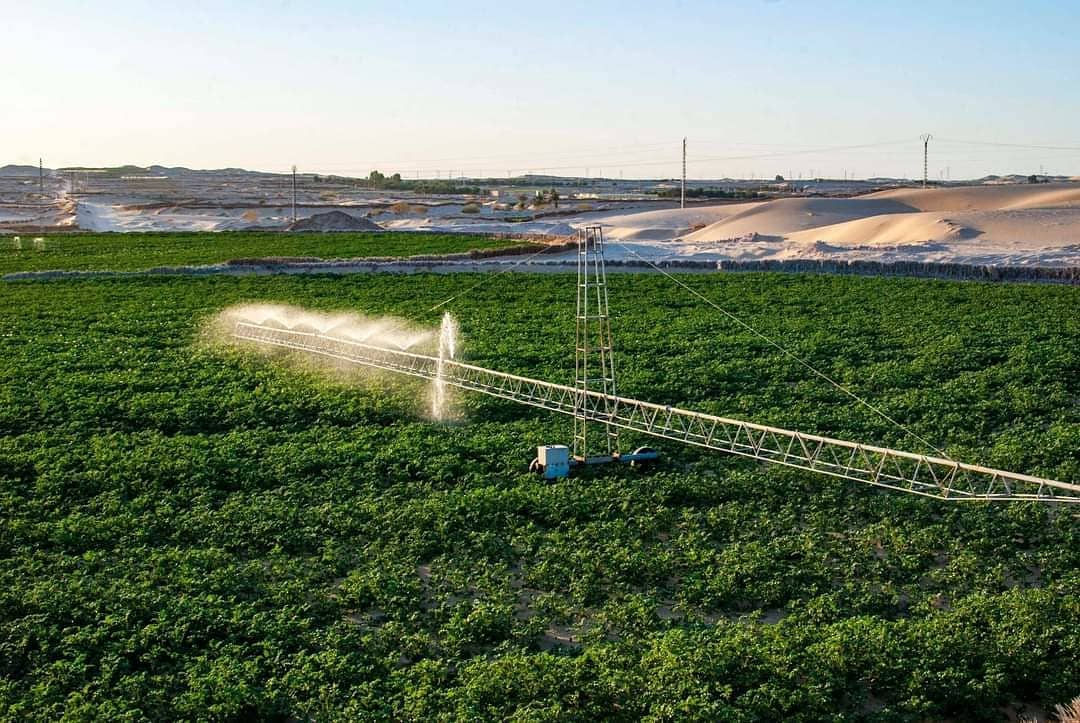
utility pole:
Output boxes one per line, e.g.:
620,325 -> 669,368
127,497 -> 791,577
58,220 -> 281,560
920,133 -> 932,188
291,165 -> 297,223
681,137 -> 687,209
39,158 -> 43,195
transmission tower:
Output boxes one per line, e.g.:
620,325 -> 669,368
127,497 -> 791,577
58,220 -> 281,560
920,133 -> 932,188
574,226 -> 619,462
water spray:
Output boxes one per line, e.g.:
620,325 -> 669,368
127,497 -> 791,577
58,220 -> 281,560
211,303 -> 463,421
432,312 -> 459,420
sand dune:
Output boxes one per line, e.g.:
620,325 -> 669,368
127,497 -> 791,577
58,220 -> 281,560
785,211 -> 974,247
676,184 -> 1080,244
679,197 -> 916,242
595,205 -> 742,240
583,183 -> 1080,268
998,188 -> 1080,210
866,183 -> 1080,212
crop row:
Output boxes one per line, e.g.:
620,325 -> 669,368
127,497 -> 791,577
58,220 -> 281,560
0,231 -> 532,274
0,272 -> 1077,720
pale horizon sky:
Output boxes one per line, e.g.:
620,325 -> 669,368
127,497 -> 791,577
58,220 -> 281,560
4,0 -> 1080,180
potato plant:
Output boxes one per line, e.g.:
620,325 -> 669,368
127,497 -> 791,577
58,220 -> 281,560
0,231 -> 536,274
0,272 -> 1077,721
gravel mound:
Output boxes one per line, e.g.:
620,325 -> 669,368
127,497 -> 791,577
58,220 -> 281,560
287,210 -> 383,232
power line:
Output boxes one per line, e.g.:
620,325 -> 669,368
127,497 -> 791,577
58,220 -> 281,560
690,139 -> 915,163
85,134 -> 1080,181
421,243 -> 555,314
272,139 -> 919,177
935,137 -> 1080,152
303,140 -> 681,172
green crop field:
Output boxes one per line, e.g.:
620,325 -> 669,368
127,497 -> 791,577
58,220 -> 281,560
1,272 -> 1078,721
0,232 -> 535,274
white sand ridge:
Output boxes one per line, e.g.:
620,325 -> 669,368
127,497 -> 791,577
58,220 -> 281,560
592,183 -> 1080,268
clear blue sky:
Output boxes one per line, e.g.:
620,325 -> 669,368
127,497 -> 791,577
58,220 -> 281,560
5,0 -> 1080,179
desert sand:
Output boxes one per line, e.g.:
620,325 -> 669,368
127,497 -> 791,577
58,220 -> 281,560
4,165 -> 1078,268
593,184 -> 1080,268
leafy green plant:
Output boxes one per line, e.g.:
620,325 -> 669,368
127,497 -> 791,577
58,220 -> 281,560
0,231 -> 536,274
0,272 -> 1077,720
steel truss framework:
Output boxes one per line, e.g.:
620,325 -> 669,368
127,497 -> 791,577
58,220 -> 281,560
234,321 -> 1080,503
575,226 -> 619,461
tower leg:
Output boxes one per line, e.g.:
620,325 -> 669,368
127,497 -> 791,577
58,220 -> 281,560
574,225 -> 619,463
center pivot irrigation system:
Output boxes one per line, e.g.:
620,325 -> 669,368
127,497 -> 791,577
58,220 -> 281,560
233,227 -> 1080,503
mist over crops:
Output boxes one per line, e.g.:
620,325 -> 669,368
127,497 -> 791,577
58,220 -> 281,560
207,302 -> 461,421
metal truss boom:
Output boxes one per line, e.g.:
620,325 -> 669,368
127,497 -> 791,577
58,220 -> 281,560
233,321 -> 1080,503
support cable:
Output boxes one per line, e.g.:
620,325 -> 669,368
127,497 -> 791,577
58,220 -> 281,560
320,242 -> 556,342
421,243 -> 554,315
611,241 -> 953,460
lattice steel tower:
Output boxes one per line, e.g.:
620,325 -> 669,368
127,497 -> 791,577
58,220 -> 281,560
574,226 -> 619,462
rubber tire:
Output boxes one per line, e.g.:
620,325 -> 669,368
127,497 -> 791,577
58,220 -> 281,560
630,447 -> 657,469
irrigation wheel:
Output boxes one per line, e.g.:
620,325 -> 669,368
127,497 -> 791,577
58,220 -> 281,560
629,447 -> 658,469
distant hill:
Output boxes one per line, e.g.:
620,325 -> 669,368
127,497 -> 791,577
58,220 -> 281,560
0,164 -> 45,176
976,173 -> 1073,184
44,164 -> 274,178
147,165 -> 257,176
5,161 -> 1075,185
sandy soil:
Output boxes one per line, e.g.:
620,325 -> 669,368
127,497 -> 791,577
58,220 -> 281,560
4,168 -> 1078,268
866,184 -> 1080,211
595,184 -> 1080,268
76,197 -> 301,231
